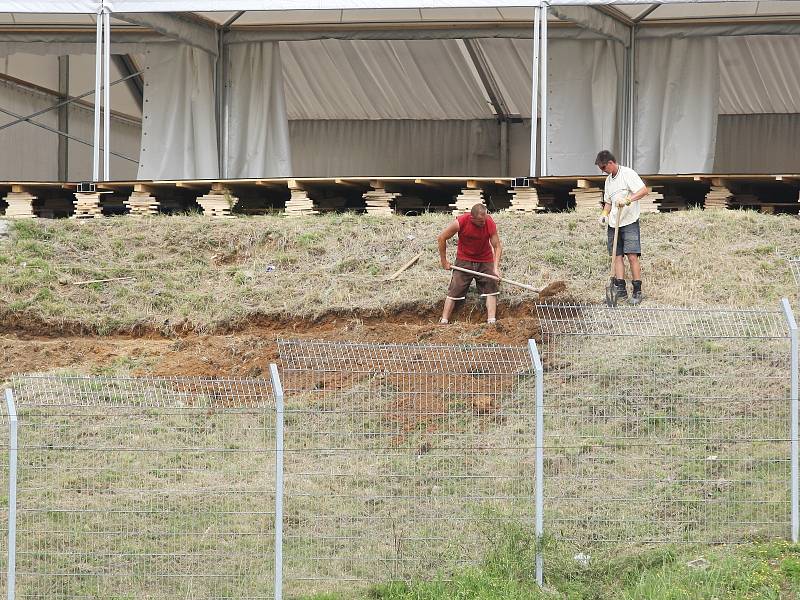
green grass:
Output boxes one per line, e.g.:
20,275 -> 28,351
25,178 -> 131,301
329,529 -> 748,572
0,210 -> 798,333
348,535 -> 800,600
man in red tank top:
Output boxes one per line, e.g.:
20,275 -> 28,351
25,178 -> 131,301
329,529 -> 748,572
437,204 -> 503,324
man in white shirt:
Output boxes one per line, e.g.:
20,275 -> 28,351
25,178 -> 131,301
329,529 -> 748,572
595,150 -> 650,305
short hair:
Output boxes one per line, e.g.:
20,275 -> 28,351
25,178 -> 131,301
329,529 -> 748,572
470,204 -> 487,217
595,150 -> 616,167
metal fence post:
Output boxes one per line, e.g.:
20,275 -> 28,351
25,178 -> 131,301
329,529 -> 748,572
781,299 -> 799,543
269,365 -> 285,600
5,389 -> 17,600
528,339 -> 544,587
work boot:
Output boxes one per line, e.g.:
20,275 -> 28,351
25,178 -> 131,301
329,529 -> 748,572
614,278 -> 628,302
630,280 -> 643,305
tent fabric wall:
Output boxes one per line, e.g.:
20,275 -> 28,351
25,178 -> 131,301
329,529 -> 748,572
547,38 -> 621,175
137,42 -> 218,179
226,42 -> 292,177
0,76 -> 140,181
66,104 -> 140,181
288,119 -> 503,176
635,36 -> 719,174
719,35 -> 800,114
714,113 -> 800,173
280,39 -> 491,120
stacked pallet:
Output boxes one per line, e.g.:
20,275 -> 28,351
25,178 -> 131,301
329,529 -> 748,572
704,186 -> 732,210
452,188 -> 484,215
638,190 -> 662,213
124,191 -> 159,216
73,192 -> 103,219
196,190 -> 239,218
285,188 -> 318,217
362,188 -> 398,216
571,186 -> 604,213
3,191 -> 37,218
656,191 -> 690,212
507,187 -> 544,213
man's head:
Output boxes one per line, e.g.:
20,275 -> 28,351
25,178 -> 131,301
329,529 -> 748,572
470,203 -> 488,227
595,150 -> 618,176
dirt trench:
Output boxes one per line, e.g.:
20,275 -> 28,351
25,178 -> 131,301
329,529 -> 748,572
0,302 -> 545,378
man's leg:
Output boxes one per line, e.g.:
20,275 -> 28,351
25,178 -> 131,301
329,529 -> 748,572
486,294 -> 497,322
628,253 -> 643,305
613,254 -> 626,279
628,254 -> 641,280
441,297 -> 457,323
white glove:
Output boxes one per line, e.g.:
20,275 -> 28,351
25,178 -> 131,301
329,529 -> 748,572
617,196 -> 632,208
598,214 -> 608,226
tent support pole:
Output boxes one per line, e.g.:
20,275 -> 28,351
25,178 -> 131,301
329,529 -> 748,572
540,2 -> 548,177
529,6 -> 540,177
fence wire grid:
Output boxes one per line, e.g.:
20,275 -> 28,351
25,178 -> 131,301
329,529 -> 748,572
277,339 -> 536,597
4,375 -> 277,600
790,258 -> 800,287
537,304 -> 795,546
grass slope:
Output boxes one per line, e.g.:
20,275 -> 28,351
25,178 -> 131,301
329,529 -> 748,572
363,534 -> 800,600
0,210 -> 798,333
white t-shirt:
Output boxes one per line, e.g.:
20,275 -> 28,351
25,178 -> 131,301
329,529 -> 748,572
603,165 -> 646,228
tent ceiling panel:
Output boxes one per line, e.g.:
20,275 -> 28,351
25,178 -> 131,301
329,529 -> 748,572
195,11 -> 239,24
418,8 -> 506,20
0,13 -> 98,24
497,7 -> 539,19
0,2 -> 99,13
754,1 -> 800,15
229,7 -> 545,26
233,10 -> 343,25
626,1 -> 800,20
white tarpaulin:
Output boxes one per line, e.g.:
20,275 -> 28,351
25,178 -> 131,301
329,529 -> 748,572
226,42 -> 292,177
137,43 -> 219,179
635,36 -> 719,174
547,39 -> 621,175
281,39 -> 491,120
719,35 -> 800,114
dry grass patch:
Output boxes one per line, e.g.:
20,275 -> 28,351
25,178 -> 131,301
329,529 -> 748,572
0,210 -> 798,334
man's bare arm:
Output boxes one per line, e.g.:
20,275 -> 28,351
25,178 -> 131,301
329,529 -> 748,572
490,232 -> 502,277
437,220 -> 460,270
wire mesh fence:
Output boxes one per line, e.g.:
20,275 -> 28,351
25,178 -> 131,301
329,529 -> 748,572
0,317 -> 797,596
536,304 -> 795,547
0,397 -> 10,598
277,339 -> 537,597
790,258 -> 800,287
5,375 -> 277,600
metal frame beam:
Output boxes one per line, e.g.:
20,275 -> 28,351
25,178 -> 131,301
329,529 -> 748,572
0,71 -> 143,133
112,54 -> 143,111
113,11 -> 219,55
57,55 -> 69,181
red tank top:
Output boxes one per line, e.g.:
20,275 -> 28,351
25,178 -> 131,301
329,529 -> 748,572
456,213 -> 496,263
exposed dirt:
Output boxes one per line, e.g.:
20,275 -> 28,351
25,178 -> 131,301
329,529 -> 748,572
0,301 -> 545,379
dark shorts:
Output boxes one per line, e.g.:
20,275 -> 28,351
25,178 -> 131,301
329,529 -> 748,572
447,259 -> 499,300
607,220 -> 642,256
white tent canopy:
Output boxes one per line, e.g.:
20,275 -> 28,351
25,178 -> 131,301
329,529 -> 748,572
0,1 -> 799,180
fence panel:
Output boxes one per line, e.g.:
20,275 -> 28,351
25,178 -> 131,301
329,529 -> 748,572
277,340 -> 536,597
0,398 -> 9,597
537,304 -> 793,547
789,258 -> 800,287
7,375 -> 276,600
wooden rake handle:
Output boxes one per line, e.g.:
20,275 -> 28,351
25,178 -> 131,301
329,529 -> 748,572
450,264 -> 543,293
